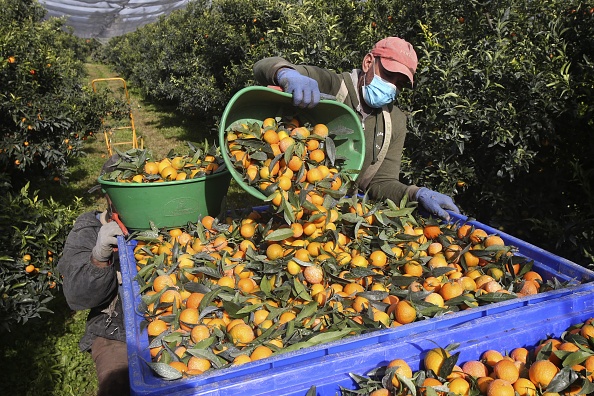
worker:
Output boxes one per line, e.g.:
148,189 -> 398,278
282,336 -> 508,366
253,37 -> 460,220
57,155 -> 129,396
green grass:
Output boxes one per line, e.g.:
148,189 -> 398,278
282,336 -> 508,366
0,296 -> 97,396
0,60 -> 261,395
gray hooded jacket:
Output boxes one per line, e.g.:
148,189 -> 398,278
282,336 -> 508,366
57,211 -> 126,351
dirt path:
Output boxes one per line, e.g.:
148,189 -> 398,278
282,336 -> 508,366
84,62 -> 207,159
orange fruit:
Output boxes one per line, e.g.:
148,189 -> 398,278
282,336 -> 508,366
461,360 -> 489,378
187,356 -> 211,372
201,215 -> 215,230
510,347 -> 529,364
493,359 -> 519,383
309,149 -> 325,163
262,117 -> 277,128
153,274 -> 175,293
262,129 -> 279,144
424,347 -> 451,375
439,281 -> 464,300
144,161 -> 160,174
250,345 -> 273,361
304,265 -> 324,284
291,126 -> 310,138
306,167 -> 324,183
580,324 -> 594,339
160,166 -> 178,181
457,224 -> 472,239
287,155 -> 303,172
477,377 -> 495,394
312,124 -> 329,137
484,235 -> 505,247
428,242 -> 443,256
168,361 -> 188,374
240,222 -> 256,238
266,243 -> 284,260
160,289 -> 182,310
279,136 -> 295,152
369,250 -> 388,267
394,300 -> 416,324
369,389 -> 390,396
449,377 -> 470,396
350,255 -> 368,268
387,358 -> 412,386
482,349 -> 504,367
424,292 -> 445,308
147,319 -> 168,337
190,325 -> 210,344
529,360 -> 559,388
469,228 -> 488,244
179,308 -> 199,331
228,323 -> 255,346
343,282 -> 365,296
423,225 -> 442,239
513,377 -> 537,396
523,271 -> 543,283
185,292 -> 204,309
277,175 -> 292,191
232,354 -> 252,366
487,378 -> 514,396
237,277 -> 257,293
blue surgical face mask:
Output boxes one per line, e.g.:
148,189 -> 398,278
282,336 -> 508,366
362,61 -> 399,108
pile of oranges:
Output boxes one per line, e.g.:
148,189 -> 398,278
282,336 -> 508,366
126,116 -> 575,380
341,318 -> 594,396
224,117 -> 353,222
131,193 -> 569,380
100,145 -> 226,183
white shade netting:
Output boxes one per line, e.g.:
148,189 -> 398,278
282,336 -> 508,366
40,0 -> 191,41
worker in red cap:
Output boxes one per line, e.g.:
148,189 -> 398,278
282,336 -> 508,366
253,37 -> 460,220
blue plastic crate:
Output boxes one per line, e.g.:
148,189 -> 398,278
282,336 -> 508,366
118,214 -> 594,396
275,290 -> 594,395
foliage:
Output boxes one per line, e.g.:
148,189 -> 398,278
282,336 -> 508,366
0,182 -> 82,331
102,0 -> 594,266
0,0 -> 127,187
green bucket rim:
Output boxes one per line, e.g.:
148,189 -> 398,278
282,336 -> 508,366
219,86 -> 364,201
97,168 -> 231,188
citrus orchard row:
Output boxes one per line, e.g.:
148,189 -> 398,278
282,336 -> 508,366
339,318 -> 594,396
130,194 -> 571,380
100,144 -> 226,183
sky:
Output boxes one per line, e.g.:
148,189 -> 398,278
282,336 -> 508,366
40,0 -> 191,41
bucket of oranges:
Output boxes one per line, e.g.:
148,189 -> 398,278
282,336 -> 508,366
98,146 -> 231,230
218,86 -> 365,202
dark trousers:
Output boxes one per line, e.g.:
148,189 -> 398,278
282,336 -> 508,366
91,336 -> 130,396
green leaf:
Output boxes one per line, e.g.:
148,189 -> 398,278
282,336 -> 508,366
147,362 -> 183,380
281,328 -> 355,353
265,228 -> 295,241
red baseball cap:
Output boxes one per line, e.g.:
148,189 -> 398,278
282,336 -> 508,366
370,37 -> 418,85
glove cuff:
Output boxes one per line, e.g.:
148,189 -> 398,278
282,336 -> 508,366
92,245 -> 113,263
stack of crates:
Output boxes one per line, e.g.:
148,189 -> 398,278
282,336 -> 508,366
118,212 -> 594,396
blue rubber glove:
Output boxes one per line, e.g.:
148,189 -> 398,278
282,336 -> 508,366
276,68 -> 320,109
415,187 -> 460,221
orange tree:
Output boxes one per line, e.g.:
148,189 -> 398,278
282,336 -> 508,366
0,0 -> 127,186
102,0 -> 593,266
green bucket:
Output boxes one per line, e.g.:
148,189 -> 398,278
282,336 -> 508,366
98,170 -> 231,230
219,86 -> 365,201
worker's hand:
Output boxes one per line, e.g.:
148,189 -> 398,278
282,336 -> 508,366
92,221 -> 124,262
276,68 -> 320,109
415,187 -> 460,221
